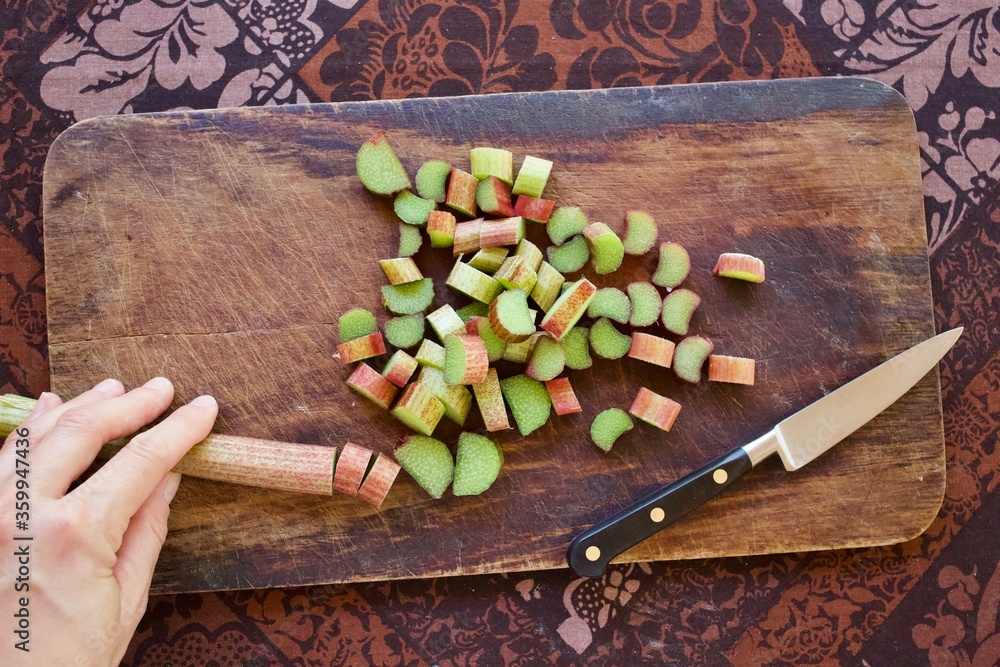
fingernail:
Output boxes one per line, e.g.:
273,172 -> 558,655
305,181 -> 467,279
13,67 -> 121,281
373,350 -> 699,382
94,378 -> 120,392
163,473 -> 182,503
144,377 -> 172,391
25,392 -> 53,419
191,394 -> 217,408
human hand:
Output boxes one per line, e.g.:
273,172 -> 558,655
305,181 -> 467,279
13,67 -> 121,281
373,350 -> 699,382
0,377 -> 217,666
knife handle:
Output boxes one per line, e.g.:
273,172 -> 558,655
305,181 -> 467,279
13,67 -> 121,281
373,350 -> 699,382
567,447 -> 752,577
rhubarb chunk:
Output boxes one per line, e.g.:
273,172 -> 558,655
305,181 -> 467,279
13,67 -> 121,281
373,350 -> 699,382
500,374 -> 552,437
472,368 -> 510,432
415,160 -> 451,202
511,156 -> 553,198
545,377 -> 582,416
427,304 -> 467,341
465,316 -> 506,362
587,288 -> 631,324
548,207 -> 588,245
346,363 -> 398,409
394,435 -> 453,499
382,350 -> 419,387
453,432 -> 504,496
470,147 -> 514,184
494,256 -> 537,293
398,223 -> 422,257
525,335 -> 566,382
515,239 -> 543,272
453,218 -> 483,256
415,339 -> 446,369
589,318 -> 631,360
335,332 -> 386,364
530,261 -> 565,312
379,257 -> 423,285
357,454 -> 401,508
444,333 -> 489,385
707,355 -> 756,385
622,211 -> 658,255
652,242 -> 690,289
468,246 -> 508,274
333,441 -> 373,496
447,261 -> 504,304
583,222 -> 625,274
502,332 -> 543,363
456,302 -> 489,322
489,289 -> 535,343
630,388 -> 681,432
480,216 -> 526,248
384,313 -> 425,349
417,366 -> 473,425
540,278 -> 596,341
338,308 -> 377,343
356,131 -> 410,195
546,235 -> 590,273
381,278 -> 434,315
394,190 -> 436,226
445,168 -> 478,217
713,252 -> 765,283
427,210 -> 457,248
475,176 -> 516,217
627,282 -> 662,327
514,195 -> 555,223
628,332 -> 675,368
391,382 -> 445,435
673,336 -> 714,384
661,288 -> 701,336
590,409 -> 633,452
562,326 -> 592,370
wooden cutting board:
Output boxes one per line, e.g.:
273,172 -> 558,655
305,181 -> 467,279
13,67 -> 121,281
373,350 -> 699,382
42,78 -> 943,594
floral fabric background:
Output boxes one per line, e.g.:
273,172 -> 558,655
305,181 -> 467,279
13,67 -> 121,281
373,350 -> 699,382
2,0 -> 999,664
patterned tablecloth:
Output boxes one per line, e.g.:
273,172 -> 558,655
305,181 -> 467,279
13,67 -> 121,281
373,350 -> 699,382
2,1 -> 998,664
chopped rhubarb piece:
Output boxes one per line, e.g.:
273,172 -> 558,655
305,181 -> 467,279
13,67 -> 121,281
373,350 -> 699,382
456,302 -> 489,322
335,332 -> 386,364
622,211 -> 658,255
468,246 -> 508,274
427,210 -> 457,248
453,218 -> 483,256
713,252 -> 765,283
382,350 -> 419,387
394,435 -> 453,499
583,222 -> 625,274
525,335 -> 566,382
548,206 -> 588,245
652,242 -> 691,289
475,176 -> 516,216
391,382 -> 445,435
627,282 -> 662,327
515,239 -> 543,272
629,387 -> 681,431
394,190 -> 436,226
384,313 -> 424,349
673,336 -> 714,384
453,432 -> 504,496
356,131 -> 410,195
470,147 -> 514,184
500,374 -> 552,436
447,261 -> 503,304
511,155 -> 553,198
333,441 -> 374,496
357,453 -> 401,508
415,160 -> 451,202
472,367 -> 510,432
398,223 -> 423,257
562,326 -> 592,370
346,362 -> 398,408
494,256 -> 538,292
379,257 -> 423,285
514,195 -> 555,223
381,278 -> 434,314
661,288 -> 701,336
338,308 -> 377,343
479,216 -> 526,248
587,288 -> 631,324
465,316 -> 506,362
444,333 -> 489,385
445,168 -> 478,217
590,409 -> 633,452
546,235 -> 590,273
426,304 -> 467,341
540,278 -> 597,341
707,355 -> 756,385
530,261 -> 565,312
589,318 -> 631,360
417,366 -> 472,425
502,331 -> 543,363
628,332 -> 675,368
415,339 -> 445,369
489,289 -> 536,343
545,377 -> 582,416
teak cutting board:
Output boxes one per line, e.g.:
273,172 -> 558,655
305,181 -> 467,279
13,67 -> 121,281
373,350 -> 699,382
42,78 -> 943,594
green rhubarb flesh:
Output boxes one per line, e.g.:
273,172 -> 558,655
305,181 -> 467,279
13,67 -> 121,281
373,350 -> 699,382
418,366 -> 472,425
415,339 -> 446,369
500,374 -> 552,437
661,288 -> 701,336
398,223 -> 423,257
590,409 -> 634,452
526,336 -> 565,382
469,317 -> 506,362
622,211 -> 658,255
585,223 -> 625,274
547,207 -> 588,245
652,242 -> 691,289
674,336 -> 714,383
468,247 -> 509,274
384,313 -> 425,348
356,132 -> 410,195
515,239 -> 543,272
470,147 -> 514,184
491,289 -> 535,339
561,326 -> 592,370
589,317 -> 631,360
587,288 -> 631,324
395,435 -> 454,499
415,160 -> 451,203
338,308 -> 377,343
394,190 -> 436,226
443,335 -> 477,386
382,278 -> 435,315
453,432 -> 504,496
627,282 -> 662,327
455,302 -> 489,322
511,156 -> 553,198
546,235 -> 590,273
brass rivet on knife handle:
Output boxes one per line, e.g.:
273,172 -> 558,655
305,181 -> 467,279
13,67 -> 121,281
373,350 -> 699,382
585,545 -> 601,561
650,507 -> 665,522
713,469 -> 729,484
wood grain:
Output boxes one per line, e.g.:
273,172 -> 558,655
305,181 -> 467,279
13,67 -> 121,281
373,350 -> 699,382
41,78 -> 943,594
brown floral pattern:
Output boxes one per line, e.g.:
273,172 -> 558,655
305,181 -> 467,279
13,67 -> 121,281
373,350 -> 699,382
1,0 -> 999,665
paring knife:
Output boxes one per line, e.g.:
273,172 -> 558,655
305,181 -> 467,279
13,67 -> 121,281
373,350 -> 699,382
567,328 -> 962,578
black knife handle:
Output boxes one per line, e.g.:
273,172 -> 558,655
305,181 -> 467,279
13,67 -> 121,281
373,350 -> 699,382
567,447 -> 753,577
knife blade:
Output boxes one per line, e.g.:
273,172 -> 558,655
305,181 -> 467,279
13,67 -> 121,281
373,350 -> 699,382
567,327 -> 962,577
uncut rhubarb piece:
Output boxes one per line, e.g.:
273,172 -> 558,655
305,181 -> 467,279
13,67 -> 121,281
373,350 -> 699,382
545,377 -> 582,415
562,326 -> 592,370
357,454 -> 401,508
427,304 -> 467,341
415,339 -> 446,369
472,367 -> 510,432
713,252 -> 765,283
627,282 -> 662,327
470,147 -> 514,183
445,168 -> 478,217
417,366 -> 473,425
382,278 -> 435,315
391,382 -> 445,435
379,257 -> 423,285
494,256 -> 538,292
444,333 -> 489,385
583,222 -> 625,274
465,316 -> 506,362
673,336 -> 714,384
453,432 -> 504,496
416,160 -> 451,203
502,332 -> 543,363
382,350 -> 419,387
489,289 -> 536,343
456,302 -> 489,322
356,131 -> 410,195
546,235 -> 590,273
530,261 -> 565,312
333,441 -> 374,496
589,318 -> 631,360
480,216 -> 526,248
590,409 -> 633,452
511,155 -> 553,198
707,355 -> 756,385
394,190 -> 436,226
515,239 -> 543,272
661,288 -> 701,336
335,332 -> 387,364
628,332 -> 675,368
453,218 -> 483,256
398,223 -> 423,257
394,435 -> 453,499
540,278 -> 597,341
548,207 -> 588,245
384,313 -> 425,349
346,362 -> 398,408
514,195 -> 555,223
427,210 -> 457,248
476,176 -> 516,217
468,247 -> 508,274
629,387 -> 681,431
500,374 -> 552,436
652,242 -> 691,289
447,261 -> 504,304
525,335 -> 566,382
622,211 -> 658,255
587,287 -> 631,324
338,308 -> 377,343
